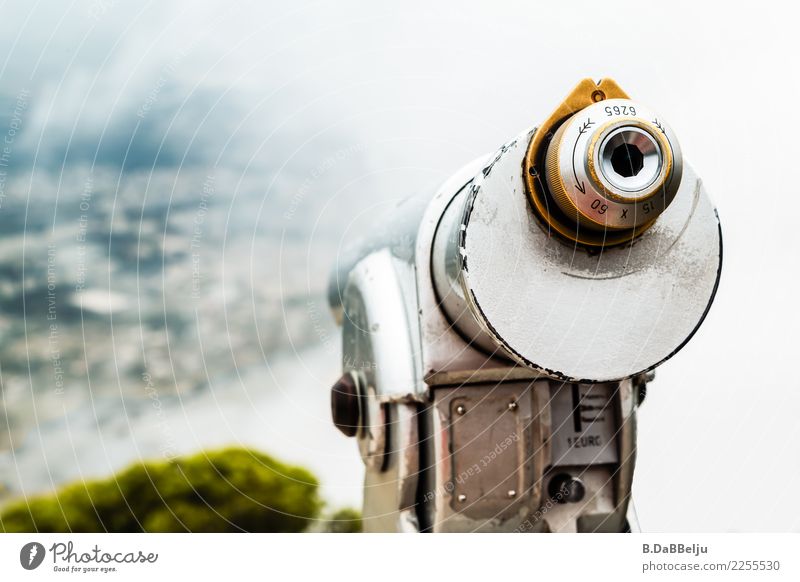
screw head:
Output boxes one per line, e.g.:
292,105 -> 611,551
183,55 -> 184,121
507,490 -> 517,498
457,494 -> 467,502
455,404 -> 466,415
508,400 -> 518,411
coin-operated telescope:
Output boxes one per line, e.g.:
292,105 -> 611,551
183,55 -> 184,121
328,79 -> 721,532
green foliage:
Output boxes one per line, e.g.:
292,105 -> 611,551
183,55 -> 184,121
325,507 -> 362,533
0,447 -> 323,532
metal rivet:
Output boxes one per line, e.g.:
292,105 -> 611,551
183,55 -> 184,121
507,490 -> 517,498
456,405 -> 466,415
457,494 -> 467,502
508,400 -> 518,411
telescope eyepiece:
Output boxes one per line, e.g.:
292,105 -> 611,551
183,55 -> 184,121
599,125 -> 663,194
543,99 -> 682,234
524,80 -> 684,247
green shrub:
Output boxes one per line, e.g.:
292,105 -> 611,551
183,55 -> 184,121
0,447 -> 323,532
325,507 -> 362,533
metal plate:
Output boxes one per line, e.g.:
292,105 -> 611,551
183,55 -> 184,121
548,383 -> 618,466
438,383 -> 536,521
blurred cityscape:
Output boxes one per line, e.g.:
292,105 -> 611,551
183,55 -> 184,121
0,2 -> 379,504
0,153 -> 364,500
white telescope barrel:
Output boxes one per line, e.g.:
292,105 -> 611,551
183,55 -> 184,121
431,99 -> 720,383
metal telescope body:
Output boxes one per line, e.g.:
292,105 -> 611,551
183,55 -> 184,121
328,79 -> 722,533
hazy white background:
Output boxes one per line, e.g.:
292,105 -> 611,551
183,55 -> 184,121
0,0 -> 798,531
